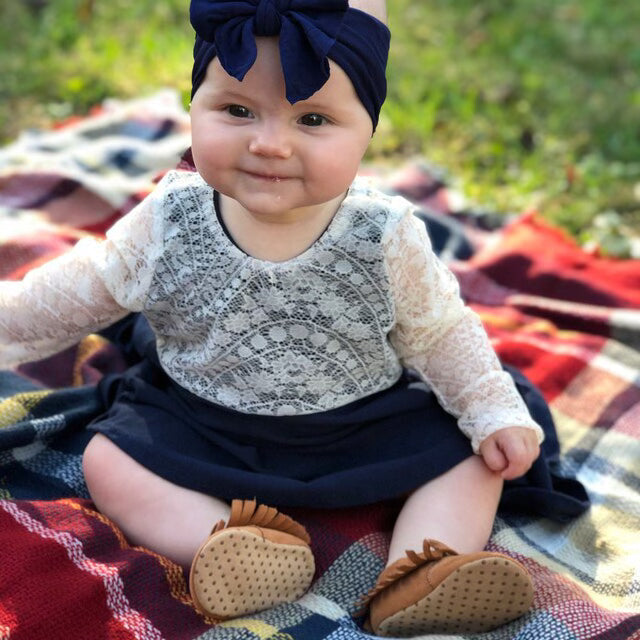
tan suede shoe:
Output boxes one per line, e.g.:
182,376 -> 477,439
189,499 -> 315,620
360,539 -> 534,637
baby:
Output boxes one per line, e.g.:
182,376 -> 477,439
0,0 -> 587,636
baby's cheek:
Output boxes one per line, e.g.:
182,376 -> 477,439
315,153 -> 362,191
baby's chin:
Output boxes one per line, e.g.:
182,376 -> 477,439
228,188 -> 349,224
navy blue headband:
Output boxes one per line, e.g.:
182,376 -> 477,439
190,0 -> 390,130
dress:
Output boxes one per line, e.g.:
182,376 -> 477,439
0,170 -> 589,517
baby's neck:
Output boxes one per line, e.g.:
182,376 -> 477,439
218,192 -> 347,263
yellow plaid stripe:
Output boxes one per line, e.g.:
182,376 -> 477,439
73,334 -> 111,387
0,390 -> 53,429
219,619 -> 295,640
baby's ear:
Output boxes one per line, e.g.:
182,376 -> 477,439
349,0 -> 387,25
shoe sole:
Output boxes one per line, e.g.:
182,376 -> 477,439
189,528 -> 315,619
377,556 -> 534,636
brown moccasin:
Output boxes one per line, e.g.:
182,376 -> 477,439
189,499 -> 315,619
359,539 -> 534,637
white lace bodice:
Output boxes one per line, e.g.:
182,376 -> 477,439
0,170 -> 543,451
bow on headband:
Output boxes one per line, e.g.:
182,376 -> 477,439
190,0 -> 390,129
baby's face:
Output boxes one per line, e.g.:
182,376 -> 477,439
190,37 -> 373,220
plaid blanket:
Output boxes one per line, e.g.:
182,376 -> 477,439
1,91 -> 639,640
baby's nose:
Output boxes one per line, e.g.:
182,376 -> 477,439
248,122 -> 292,159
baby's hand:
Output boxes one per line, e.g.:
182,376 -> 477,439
478,427 -> 540,480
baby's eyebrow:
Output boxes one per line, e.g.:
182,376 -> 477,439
297,102 -> 353,121
206,88 -> 253,102
295,96 -> 346,112
298,102 -> 331,112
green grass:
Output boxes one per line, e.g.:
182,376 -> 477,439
1,0 -> 639,253
0,0 -> 193,133
379,0 -> 640,253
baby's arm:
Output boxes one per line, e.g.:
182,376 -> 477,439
0,189 -> 161,369
385,206 -> 544,458
478,426 -> 541,479
0,240 -> 129,368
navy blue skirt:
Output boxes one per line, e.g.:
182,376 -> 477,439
90,316 -> 589,519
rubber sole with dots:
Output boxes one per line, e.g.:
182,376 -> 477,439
189,526 -> 315,619
375,556 -> 534,637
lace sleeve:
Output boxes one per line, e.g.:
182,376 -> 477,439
385,209 -> 544,453
0,187 -> 163,369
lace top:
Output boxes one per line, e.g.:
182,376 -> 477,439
0,170 -> 543,452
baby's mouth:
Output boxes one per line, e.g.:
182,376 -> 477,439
242,170 -> 290,182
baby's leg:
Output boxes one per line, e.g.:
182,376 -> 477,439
83,433 -> 230,567
364,457 -> 534,636
388,454 -> 502,564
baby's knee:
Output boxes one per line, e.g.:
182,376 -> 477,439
82,433 -> 125,506
83,433 -> 107,477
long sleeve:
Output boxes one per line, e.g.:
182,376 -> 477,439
0,184 -> 164,369
385,208 -> 544,453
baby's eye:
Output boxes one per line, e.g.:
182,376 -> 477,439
227,104 -> 253,118
299,113 -> 328,127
